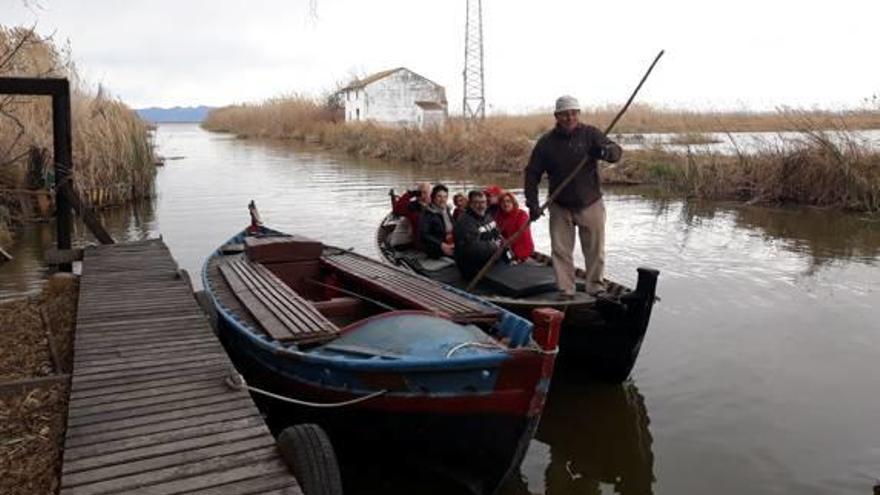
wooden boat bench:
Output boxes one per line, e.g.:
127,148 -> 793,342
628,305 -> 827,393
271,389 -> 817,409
321,251 -> 500,324
219,257 -> 340,344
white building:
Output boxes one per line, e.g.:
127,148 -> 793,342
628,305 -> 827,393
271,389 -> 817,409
338,68 -> 448,129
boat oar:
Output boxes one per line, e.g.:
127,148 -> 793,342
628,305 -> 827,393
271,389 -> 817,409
465,49 -> 666,292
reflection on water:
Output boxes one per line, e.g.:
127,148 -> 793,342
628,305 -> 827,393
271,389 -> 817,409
509,380 -> 654,495
629,189 -> 880,269
0,198 -> 159,301
1,124 -> 878,495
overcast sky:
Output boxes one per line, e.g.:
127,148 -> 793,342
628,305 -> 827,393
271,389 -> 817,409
5,0 -> 880,113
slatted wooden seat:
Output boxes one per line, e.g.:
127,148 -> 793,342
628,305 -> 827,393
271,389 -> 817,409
219,257 -> 339,344
321,251 -> 500,324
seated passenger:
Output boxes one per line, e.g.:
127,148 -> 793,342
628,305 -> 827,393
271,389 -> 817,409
454,190 -> 507,280
392,182 -> 431,248
494,192 -> 535,263
420,184 -> 455,258
452,193 -> 468,221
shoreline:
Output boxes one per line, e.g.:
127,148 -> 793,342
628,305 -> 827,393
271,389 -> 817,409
200,97 -> 880,213
202,124 -> 880,213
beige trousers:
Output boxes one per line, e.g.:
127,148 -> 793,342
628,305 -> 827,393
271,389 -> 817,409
549,199 -> 606,294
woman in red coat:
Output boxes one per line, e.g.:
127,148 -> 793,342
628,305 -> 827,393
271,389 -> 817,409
494,191 -> 535,263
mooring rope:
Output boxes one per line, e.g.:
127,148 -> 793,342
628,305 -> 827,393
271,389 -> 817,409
445,341 -> 508,358
225,371 -> 388,408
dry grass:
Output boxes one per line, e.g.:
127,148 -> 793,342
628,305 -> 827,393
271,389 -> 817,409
0,274 -> 77,495
605,128 -> 880,211
203,95 -> 339,138
203,96 -> 535,170
204,93 -> 880,212
486,103 -> 880,136
0,25 -> 155,246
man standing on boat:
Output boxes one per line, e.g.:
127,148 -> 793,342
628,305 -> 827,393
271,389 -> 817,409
524,96 -> 622,297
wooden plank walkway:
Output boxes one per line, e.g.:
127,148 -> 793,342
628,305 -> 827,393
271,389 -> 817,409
61,239 -> 302,495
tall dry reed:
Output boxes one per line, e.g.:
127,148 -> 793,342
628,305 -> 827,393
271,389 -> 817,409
204,94 -> 880,212
203,95 -> 534,170
606,125 -> 880,211
489,103 -> 880,136
0,25 -> 155,245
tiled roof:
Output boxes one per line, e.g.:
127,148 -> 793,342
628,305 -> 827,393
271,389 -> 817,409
340,68 -> 402,91
340,67 -> 443,91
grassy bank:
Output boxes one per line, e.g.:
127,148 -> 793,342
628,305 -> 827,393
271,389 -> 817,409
0,274 -> 77,495
0,26 -> 156,248
485,105 -> 880,135
605,136 -> 880,211
204,98 -> 535,170
204,96 -> 880,212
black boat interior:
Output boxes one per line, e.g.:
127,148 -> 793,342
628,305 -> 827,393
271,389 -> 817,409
384,247 -> 596,305
377,215 -> 621,305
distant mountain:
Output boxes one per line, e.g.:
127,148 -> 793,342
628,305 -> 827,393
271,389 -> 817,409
136,106 -> 214,123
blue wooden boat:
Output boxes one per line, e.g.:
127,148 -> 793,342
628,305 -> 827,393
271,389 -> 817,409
202,223 -> 562,494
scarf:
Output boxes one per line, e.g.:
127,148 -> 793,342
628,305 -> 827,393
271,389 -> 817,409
427,203 -> 453,233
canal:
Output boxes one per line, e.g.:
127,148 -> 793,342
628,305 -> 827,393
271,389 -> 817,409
1,123 -> 878,494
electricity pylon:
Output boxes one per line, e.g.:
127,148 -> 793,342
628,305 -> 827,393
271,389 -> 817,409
463,0 -> 485,120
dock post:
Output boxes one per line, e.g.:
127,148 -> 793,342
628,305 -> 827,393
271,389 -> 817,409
52,79 -> 73,271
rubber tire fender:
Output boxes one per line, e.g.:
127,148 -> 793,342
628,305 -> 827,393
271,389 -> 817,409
276,423 -> 343,495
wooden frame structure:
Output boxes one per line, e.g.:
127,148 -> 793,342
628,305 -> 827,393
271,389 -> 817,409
0,77 -> 73,268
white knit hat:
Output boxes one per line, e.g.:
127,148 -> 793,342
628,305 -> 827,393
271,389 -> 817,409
554,95 -> 580,113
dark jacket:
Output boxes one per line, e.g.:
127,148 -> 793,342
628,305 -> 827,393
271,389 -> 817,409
524,123 -> 622,210
420,204 -> 453,258
454,207 -> 505,280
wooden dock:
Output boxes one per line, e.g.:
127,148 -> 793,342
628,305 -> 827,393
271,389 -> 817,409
61,239 -> 302,495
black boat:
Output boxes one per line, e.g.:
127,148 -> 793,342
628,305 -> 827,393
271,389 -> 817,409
377,204 -> 659,384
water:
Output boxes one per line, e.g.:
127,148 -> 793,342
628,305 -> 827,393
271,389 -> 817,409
615,129 -> 880,155
2,123 -> 878,494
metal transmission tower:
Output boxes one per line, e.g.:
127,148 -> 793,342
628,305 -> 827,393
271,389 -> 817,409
463,0 -> 485,120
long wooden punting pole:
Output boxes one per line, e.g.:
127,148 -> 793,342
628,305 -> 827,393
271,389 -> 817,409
466,50 -> 666,291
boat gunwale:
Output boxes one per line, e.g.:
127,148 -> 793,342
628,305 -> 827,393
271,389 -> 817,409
202,228 -> 544,373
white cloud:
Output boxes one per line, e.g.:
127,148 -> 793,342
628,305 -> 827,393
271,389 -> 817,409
4,0 -> 879,111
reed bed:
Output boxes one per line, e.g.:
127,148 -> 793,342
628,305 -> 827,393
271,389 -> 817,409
488,104 -> 880,136
607,129 -> 880,211
204,96 -> 535,169
0,26 -> 155,245
204,94 -> 880,212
